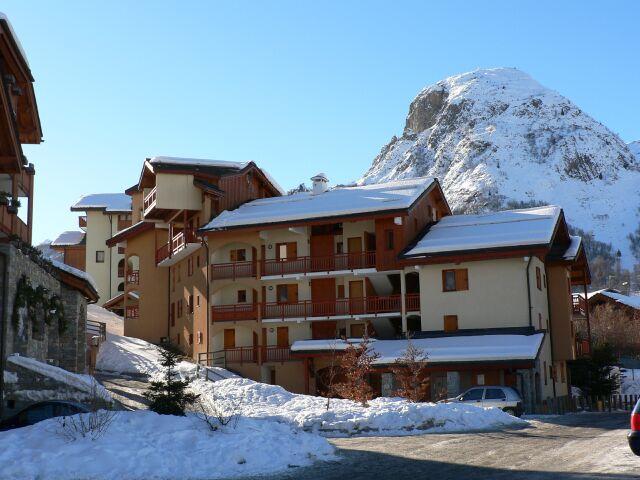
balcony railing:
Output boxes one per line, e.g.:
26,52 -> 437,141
156,229 -> 199,265
572,294 -> 587,316
143,186 -> 157,213
263,295 -> 402,320
127,270 -> 139,285
126,306 -> 139,320
156,242 -> 170,264
223,346 -> 258,364
117,267 -> 124,278
211,303 -> 259,322
262,251 -> 376,277
211,261 -> 257,280
262,345 -> 291,362
406,293 -> 420,312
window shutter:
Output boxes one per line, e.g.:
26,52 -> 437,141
230,249 -> 237,262
455,269 -> 469,291
288,242 -> 298,259
441,270 -> 447,291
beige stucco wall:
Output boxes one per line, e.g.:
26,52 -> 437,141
259,228 -> 310,260
417,256 -> 549,332
155,173 -> 201,212
84,211 -> 124,304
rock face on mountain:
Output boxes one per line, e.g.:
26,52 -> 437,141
359,68 -> 640,264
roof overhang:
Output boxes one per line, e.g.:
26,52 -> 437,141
106,221 -> 155,247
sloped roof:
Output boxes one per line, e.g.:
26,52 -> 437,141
71,193 -> 132,213
51,260 -> 99,302
202,177 -> 438,231
292,333 -> 544,365
404,205 -> 562,257
587,289 -> 640,311
51,231 -> 85,247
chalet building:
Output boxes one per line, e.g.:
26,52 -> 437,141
70,193 -> 132,304
0,13 -> 100,419
50,230 -> 86,271
198,176 -> 590,411
105,157 -> 283,351
585,288 -> 640,319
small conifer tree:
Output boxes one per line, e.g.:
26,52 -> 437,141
144,343 -> 199,416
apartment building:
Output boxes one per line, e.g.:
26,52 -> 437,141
106,156 -> 283,349
70,194 -> 132,304
198,175 -> 590,410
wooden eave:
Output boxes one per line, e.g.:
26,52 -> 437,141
0,20 -> 42,144
55,270 -> 99,303
106,220 -> 154,247
400,244 -> 550,266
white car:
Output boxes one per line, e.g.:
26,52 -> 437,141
444,386 -> 524,416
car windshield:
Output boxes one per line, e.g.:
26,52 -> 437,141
461,388 -> 484,401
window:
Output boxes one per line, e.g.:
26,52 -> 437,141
197,331 -> 203,344
536,266 -> 542,290
237,290 -> 247,303
336,242 -> 343,254
177,299 -> 183,318
385,230 -> 394,250
196,295 -> 200,307
444,315 -> 458,332
543,361 -> 547,385
117,282 -> 124,292
188,294 -> 194,314
230,248 -> 246,262
276,242 -> 297,261
118,246 -> 125,254
187,258 -> 193,277
461,388 -> 483,401
170,303 -> 175,327
476,374 -> 485,385
196,255 -> 200,268
95,251 -> 105,263
442,269 -> 468,292
484,388 -> 506,400
188,333 -> 193,345
277,285 -> 288,303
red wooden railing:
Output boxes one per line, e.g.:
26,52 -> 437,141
155,230 -> 198,264
143,186 -> 157,213
126,306 -> 139,319
211,261 -> 256,280
127,270 -> 139,285
572,294 -> 586,316
224,346 -> 258,364
262,346 -> 291,362
576,339 -> 590,356
263,295 -> 402,320
406,293 -> 420,311
156,243 -> 170,264
211,303 -> 259,322
262,251 -> 376,276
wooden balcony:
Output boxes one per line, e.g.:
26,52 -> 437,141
143,186 -> 157,216
211,303 -> 259,322
0,204 -> 29,243
211,261 -> 257,280
222,346 -> 258,364
406,293 -> 420,312
126,270 -> 139,285
572,294 -> 587,317
262,345 -> 291,362
126,305 -> 139,320
156,229 -> 199,266
262,251 -> 376,277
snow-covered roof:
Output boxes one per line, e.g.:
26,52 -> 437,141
51,259 -> 98,295
562,235 -> 582,260
587,289 -> 640,310
291,333 -> 544,364
202,177 -> 437,231
51,230 -> 85,247
149,156 -> 248,169
405,205 -> 562,257
71,193 -> 132,213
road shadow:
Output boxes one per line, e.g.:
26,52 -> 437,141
524,412 -> 629,429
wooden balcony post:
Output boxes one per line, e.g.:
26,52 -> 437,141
583,271 -> 592,351
400,273 -> 407,334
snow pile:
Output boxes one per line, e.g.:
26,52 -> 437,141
360,67 -> 640,265
88,304 -> 124,335
96,333 -> 166,376
7,355 -> 111,402
191,377 -> 526,437
0,410 -> 335,480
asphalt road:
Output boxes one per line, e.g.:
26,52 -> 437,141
252,413 -> 639,480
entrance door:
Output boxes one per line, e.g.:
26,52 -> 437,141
310,234 -> 334,270
347,237 -> 363,269
223,329 -> 235,349
311,278 -> 336,316
277,326 -> 289,347
349,280 -> 365,314
312,321 -> 337,340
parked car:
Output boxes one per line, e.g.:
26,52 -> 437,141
440,386 -> 524,416
0,401 -> 89,431
629,398 -> 640,455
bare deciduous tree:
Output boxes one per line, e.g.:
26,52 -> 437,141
333,328 -> 380,407
580,304 -> 640,357
57,380 -> 118,441
390,336 -> 428,402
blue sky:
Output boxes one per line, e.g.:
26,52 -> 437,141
2,1 -> 638,243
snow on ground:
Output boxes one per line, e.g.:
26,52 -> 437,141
88,304 -> 124,335
0,410 -> 335,480
7,355 -> 111,402
191,377 -> 527,437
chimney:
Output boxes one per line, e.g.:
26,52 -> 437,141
310,173 -> 329,195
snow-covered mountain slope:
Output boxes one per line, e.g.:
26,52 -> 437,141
630,140 -> 640,160
359,68 -> 640,265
